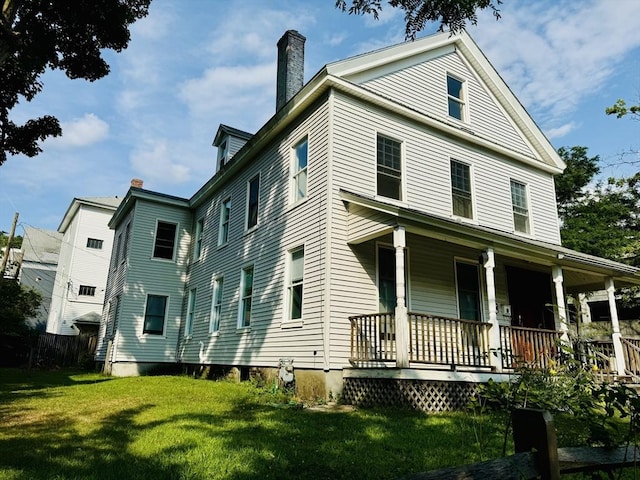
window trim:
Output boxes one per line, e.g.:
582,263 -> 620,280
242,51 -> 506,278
152,220 -> 178,261
446,73 -> 466,122
510,179 -> 532,235
283,246 -> 304,326
237,264 -> 254,329
209,276 -> 224,335
218,197 -> 231,246
121,222 -> 131,263
113,232 -> 122,270
450,158 -> 475,221
290,136 -> 308,204
375,132 -> 405,202
142,294 -> 169,336
193,217 -> 204,260
184,288 -> 196,338
245,174 -> 260,231
86,238 -> 103,249
78,285 -> 97,296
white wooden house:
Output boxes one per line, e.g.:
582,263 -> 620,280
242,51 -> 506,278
47,197 -> 121,336
95,30 -> 640,409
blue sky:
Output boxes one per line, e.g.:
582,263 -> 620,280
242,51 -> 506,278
2,0 -> 639,235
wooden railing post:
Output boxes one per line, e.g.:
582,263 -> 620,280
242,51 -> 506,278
512,409 -> 560,480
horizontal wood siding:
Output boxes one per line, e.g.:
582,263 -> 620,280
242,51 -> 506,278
331,91 -> 561,244
179,100 -> 330,370
111,201 -> 192,364
361,50 -> 534,159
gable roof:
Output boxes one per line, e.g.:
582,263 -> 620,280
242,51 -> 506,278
58,196 -> 122,233
212,124 -> 253,147
325,30 -> 564,172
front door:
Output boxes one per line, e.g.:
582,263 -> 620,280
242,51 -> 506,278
506,266 -> 554,330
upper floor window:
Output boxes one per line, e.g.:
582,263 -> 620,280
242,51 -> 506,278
113,233 -> 122,269
287,247 -> 304,322
153,221 -> 177,260
86,238 -> 103,249
447,75 -> 465,121
292,137 -> 308,202
143,294 -> 167,335
376,134 -> 402,200
217,140 -> 228,169
185,288 -> 196,337
218,198 -> 231,245
210,276 -> 224,334
451,160 -> 473,219
510,180 -> 530,233
122,222 -> 131,261
246,175 -> 260,230
194,218 -> 204,260
79,285 -> 96,296
238,265 -> 254,328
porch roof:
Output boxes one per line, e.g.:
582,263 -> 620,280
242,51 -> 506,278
340,189 -> 640,293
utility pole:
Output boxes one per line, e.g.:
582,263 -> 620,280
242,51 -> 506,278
1,212 -> 19,278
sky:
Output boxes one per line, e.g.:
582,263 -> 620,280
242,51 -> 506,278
1,0 -> 639,235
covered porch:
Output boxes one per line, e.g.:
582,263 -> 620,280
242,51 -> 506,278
341,190 -> 640,381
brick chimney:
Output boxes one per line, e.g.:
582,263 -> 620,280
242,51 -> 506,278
131,178 -> 144,188
276,30 -> 306,112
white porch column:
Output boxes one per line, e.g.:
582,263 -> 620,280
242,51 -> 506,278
551,266 -> 569,341
605,277 -> 626,375
482,248 -> 502,372
394,226 -> 409,368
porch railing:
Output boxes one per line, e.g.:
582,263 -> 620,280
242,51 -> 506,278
349,313 -> 396,362
621,338 -> 640,377
500,325 -> 563,370
409,312 -> 492,368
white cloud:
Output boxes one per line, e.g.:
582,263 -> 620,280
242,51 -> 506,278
545,122 -> 578,140
47,113 -> 109,148
471,0 -> 640,128
130,140 -> 191,185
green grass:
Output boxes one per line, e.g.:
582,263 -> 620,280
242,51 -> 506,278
0,368 -> 512,480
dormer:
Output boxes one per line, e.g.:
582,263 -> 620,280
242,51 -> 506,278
213,124 -> 253,172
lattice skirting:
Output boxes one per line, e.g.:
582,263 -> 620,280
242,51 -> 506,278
343,377 -> 478,412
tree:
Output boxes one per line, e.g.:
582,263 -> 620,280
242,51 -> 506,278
0,0 -> 151,166
606,99 -> 640,120
0,278 -> 41,337
335,0 -> 503,39
555,146 -> 640,267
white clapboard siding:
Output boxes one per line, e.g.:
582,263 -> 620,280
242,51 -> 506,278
331,91 -> 561,244
177,100 -> 330,370
361,49 -> 534,159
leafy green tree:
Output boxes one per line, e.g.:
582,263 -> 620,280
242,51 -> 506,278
0,232 -> 22,249
555,146 -> 600,217
0,278 -> 41,338
606,99 -> 640,120
335,0 -> 503,39
0,0 -> 151,166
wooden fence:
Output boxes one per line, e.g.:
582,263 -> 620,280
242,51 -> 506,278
35,333 -> 97,368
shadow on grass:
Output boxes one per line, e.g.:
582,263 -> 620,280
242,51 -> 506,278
0,371 -> 508,480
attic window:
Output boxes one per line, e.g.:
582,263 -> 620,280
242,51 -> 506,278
217,140 -> 228,167
447,75 -> 465,121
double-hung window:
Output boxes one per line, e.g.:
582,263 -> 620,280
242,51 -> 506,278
185,288 -> 196,337
451,160 -> 473,219
447,74 -> 465,121
209,277 -> 223,334
122,222 -> 131,261
287,247 -> 304,322
86,238 -> 103,249
143,294 -> 167,335
193,218 -> 204,260
218,198 -> 231,245
376,134 -> 402,200
153,221 -> 177,260
510,180 -> 530,233
238,266 -> 254,328
246,176 -> 260,230
79,285 -> 96,296
292,137 -> 308,202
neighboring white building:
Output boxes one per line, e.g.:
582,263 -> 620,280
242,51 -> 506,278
47,197 -> 121,336
95,30 -> 640,408
19,226 -> 63,330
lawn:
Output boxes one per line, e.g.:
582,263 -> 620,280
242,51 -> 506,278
0,368 -> 509,480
